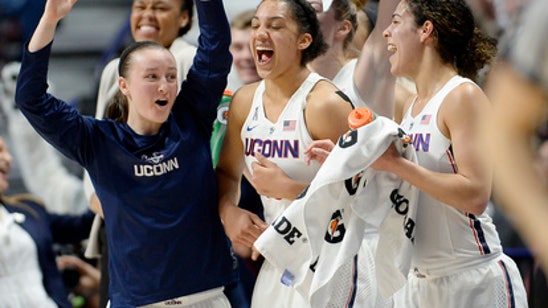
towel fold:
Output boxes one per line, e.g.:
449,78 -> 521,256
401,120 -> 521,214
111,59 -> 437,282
254,116 -> 418,306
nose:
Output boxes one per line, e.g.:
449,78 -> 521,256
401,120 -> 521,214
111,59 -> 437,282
142,6 -> 155,19
383,26 -> 391,38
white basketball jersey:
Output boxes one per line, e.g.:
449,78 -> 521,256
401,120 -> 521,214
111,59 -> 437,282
400,75 -> 502,275
331,59 -> 369,108
241,73 -> 323,224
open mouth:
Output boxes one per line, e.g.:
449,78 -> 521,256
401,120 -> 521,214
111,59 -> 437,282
387,44 -> 397,52
256,47 -> 274,65
155,99 -> 168,107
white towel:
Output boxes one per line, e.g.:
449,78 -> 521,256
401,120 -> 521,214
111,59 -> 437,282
254,116 -> 419,307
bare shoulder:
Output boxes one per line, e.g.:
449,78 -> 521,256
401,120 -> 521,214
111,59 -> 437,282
443,81 -> 489,114
307,79 -> 353,111
230,81 -> 261,123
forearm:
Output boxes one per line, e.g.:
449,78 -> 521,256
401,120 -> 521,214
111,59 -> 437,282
390,158 -> 490,214
217,167 -> 241,221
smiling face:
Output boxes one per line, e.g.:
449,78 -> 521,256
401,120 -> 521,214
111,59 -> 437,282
231,27 -> 260,84
250,0 -> 312,79
131,0 -> 189,47
383,0 -> 423,78
119,46 -> 178,135
0,138 -> 12,194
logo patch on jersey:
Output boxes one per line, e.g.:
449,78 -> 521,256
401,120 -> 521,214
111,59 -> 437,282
252,106 -> 259,121
283,120 -> 296,131
246,124 -> 259,131
141,152 -> 165,164
420,114 -> 432,125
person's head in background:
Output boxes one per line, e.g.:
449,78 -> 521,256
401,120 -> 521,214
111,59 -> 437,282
252,0 -> 328,78
348,0 -> 375,58
307,0 -> 358,59
230,9 -> 261,85
383,0 -> 497,82
464,0 -> 530,38
0,137 -> 13,194
131,0 -> 194,48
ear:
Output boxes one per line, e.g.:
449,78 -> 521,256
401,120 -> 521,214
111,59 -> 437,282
119,77 -> 130,97
297,33 -> 313,51
420,20 -> 435,43
179,10 -> 190,29
336,20 -> 352,40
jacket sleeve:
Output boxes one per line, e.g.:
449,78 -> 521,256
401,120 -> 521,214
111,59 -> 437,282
172,0 -> 232,135
14,42 -> 95,167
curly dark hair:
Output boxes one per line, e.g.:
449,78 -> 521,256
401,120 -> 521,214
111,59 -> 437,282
405,0 -> 497,81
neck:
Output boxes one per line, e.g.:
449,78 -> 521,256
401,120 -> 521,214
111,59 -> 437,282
308,46 -> 349,79
265,67 -> 311,102
413,55 -> 457,100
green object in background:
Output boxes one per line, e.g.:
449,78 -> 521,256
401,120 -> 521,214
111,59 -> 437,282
211,89 -> 233,167
71,295 -> 85,308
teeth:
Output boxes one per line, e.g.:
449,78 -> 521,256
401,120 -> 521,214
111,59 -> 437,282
387,45 -> 397,52
139,25 -> 157,31
256,46 -> 272,51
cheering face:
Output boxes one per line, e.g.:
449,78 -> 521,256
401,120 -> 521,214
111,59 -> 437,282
131,0 -> 189,47
231,27 -> 260,84
0,138 -> 12,194
251,0 -> 307,79
382,0 -> 423,78
119,48 -> 178,135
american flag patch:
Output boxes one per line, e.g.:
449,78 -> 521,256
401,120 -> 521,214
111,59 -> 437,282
283,120 -> 296,131
420,114 -> 432,125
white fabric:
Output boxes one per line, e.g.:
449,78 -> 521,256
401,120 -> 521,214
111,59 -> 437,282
393,254 -> 527,308
137,288 -> 230,308
245,73 -> 324,308
400,75 -> 503,276
331,58 -> 368,109
0,206 -> 57,308
254,116 -> 419,306
1,62 -> 87,215
241,73 -> 323,224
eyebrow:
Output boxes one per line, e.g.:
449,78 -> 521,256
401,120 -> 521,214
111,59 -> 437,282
252,16 -> 286,23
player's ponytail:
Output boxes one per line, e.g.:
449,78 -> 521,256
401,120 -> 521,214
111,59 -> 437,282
105,90 -> 128,123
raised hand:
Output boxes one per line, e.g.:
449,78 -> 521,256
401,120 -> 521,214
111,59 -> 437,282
42,0 -> 79,23
29,0 -> 79,52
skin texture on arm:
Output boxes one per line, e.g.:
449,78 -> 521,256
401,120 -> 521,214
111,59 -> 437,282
28,0 -> 77,52
484,62 -> 548,271
217,84 -> 269,249
353,0 -> 399,118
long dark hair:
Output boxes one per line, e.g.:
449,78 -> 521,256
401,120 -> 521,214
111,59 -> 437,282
405,0 -> 497,81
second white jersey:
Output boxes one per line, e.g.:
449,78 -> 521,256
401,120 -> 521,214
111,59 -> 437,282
241,73 -> 323,224
331,59 -> 369,109
400,75 -> 503,275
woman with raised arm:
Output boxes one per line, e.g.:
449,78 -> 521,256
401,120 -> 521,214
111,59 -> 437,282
377,0 -> 527,306
15,0 -> 236,307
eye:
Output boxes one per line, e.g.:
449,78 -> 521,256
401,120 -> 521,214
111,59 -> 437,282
153,5 -> 170,12
146,73 -> 158,80
167,74 -> 177,82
